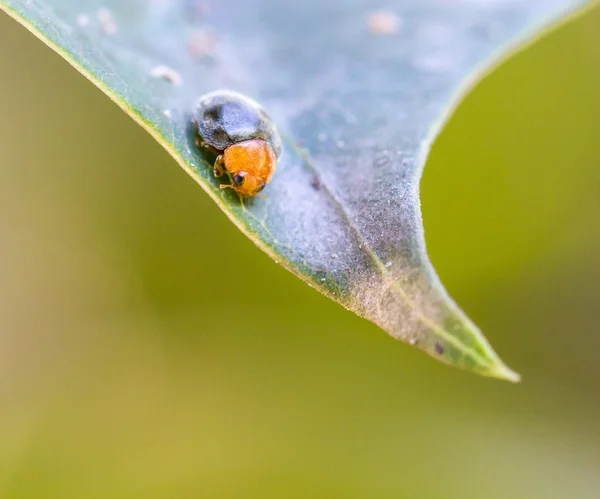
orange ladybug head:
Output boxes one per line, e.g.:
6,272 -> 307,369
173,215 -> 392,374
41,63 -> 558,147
223,139 -> 277,197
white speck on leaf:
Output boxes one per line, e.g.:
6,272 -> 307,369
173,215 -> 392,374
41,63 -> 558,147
97,8 -> 117,36
150,65 -> 183,86
76,14 -> 90,27
367,10 -> 401,36
188,30 -> 217,59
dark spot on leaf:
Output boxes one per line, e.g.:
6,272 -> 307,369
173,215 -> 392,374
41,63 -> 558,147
374,154 -> 391,168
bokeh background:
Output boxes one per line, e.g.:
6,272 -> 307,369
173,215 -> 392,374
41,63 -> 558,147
1,5 -> 599,499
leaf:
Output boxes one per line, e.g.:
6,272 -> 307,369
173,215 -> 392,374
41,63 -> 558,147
1,0 -> 591,381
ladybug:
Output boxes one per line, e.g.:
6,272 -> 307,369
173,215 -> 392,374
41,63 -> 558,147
192,90 -> 282,197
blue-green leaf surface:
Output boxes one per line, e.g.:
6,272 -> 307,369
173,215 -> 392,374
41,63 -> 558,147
1,0 -> 591,380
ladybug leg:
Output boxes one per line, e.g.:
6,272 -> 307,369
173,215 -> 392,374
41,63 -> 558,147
213,155 -> 225,177
219,184 -> 245,207
195,136 -> 212,150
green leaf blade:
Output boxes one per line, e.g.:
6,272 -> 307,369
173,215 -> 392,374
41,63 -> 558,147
2,0 -> 591,381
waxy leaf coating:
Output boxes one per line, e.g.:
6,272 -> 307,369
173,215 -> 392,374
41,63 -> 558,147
0,0 -> 591,380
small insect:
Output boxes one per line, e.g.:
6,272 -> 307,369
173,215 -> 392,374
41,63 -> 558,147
192,90 -> 282,197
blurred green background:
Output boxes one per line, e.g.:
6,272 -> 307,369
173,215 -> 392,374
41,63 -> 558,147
1,6 -> 599,499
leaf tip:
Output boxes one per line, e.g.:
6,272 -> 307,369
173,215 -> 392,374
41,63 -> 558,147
487,360 -> 521,383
